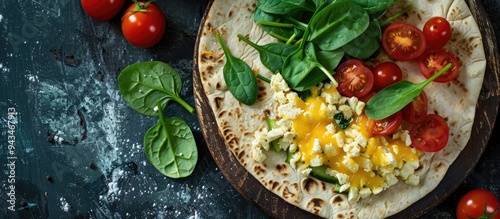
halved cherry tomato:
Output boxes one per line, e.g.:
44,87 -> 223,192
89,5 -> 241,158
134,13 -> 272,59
122,1 -> 166,48
456,189 -> 500,219
334,59 -> 373,98
81,0 -> 124,21
418,49 -> 460,83
371,111 -> 403,136
402,90 -> 428,123
423,17 -> 452,49
372,62 -> 403,91
410,114 -> 449,152
382,22 -> 427,61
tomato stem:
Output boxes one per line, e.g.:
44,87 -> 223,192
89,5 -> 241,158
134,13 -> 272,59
122,0 -> 158,20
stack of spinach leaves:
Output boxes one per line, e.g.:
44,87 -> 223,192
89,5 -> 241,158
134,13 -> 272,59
219,0 -> 409,104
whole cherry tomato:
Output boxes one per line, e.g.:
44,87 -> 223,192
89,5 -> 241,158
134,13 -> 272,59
81,0 -> 124,21
372,62 -> 403,91
122,1 -> 166,48
457,189 -> 500,219
423,17 -> 452,49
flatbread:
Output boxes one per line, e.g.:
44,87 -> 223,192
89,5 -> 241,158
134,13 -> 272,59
196,0 -> 486,218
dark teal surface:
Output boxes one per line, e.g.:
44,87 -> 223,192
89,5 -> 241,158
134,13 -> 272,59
0,0 -> 498,218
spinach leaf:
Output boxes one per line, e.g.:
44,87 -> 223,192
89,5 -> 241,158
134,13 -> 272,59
334,112 -> 352,129
237,34 -> 297,74
254,7 -> 296,39
144,102 -> 198,178
342,19 -> 381,59
308,1 -> 369,51
282,42 -> 336,91
315,47 -> 344,71
118,61 -> 195,116
217,33 -> 258,105
348,0 -> 397,13
257,0 -> 315,14
365,63 -> 452,120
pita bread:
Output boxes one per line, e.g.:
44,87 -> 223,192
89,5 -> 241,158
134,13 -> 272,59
196,0 -> 486,218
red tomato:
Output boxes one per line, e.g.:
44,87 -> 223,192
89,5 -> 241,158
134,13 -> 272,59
372,62 -> 403,91
360,91 -> 376,103
371,111 -> 403,136
382,22 -> 427,61
334,59 -> 373,98
457,189 -> 500,219
410,114 -> 449,152
81,0 -> 124,21
423,17 -> 452,49
402,90 -> 428,123
418,49 -> 460,83
122,2 -> 166,48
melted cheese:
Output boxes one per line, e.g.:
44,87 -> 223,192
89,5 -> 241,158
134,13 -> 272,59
290,84 -> 421,191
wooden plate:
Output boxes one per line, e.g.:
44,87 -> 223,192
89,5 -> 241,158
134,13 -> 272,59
193,0 -> 500,218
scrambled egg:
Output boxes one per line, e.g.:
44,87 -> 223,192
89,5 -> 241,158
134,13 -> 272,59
251,74 -> 422,202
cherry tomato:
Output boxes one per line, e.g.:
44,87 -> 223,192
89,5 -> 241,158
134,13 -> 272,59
81,0 -> 124,21
457,189 -> 500,219
423,17 -> 452,49
371,111 -> 403,136
382,22 -> 427,61
360,92 -> 376,103
334,59 -> 374,98
372,62 -> 403,91
402,90 -> 428,124
122,2 -> 166,48
418,49 -> 460,83
410,114 -> 449,152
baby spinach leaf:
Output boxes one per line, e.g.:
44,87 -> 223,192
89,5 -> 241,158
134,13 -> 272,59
254,7 -> 296,39
217,33 -> 258,105
365,63 -> 452,120
308,1 -> 369,51
315,47 -> 344,71
144,102 -> 198,178
348,0 -> 397,13
282,43 -> 336,91
257,0 -> 315,15
342,19 -> 381,59
237,34 -> 297,74
118,61 -> 195,116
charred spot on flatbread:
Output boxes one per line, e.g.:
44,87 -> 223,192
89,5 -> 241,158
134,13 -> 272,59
254,164 -> 266,175
302,178 -> 320,194
275,163 -> 290,177
306,198 -> 326,214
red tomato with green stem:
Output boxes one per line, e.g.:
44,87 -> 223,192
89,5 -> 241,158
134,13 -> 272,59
372,62 -> 403,91
457,189 -> 500,219
382,22 -> 427,61
418,49 -> 460,83
122,1 -> 166,48
334,59 -> 374,98
410,114 -> 449,152
81,0 -> 124,21
423,17 -> 452,49
402,90 -> 428,124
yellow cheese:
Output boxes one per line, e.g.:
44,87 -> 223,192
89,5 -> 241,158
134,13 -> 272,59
289,83 -> 421,191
